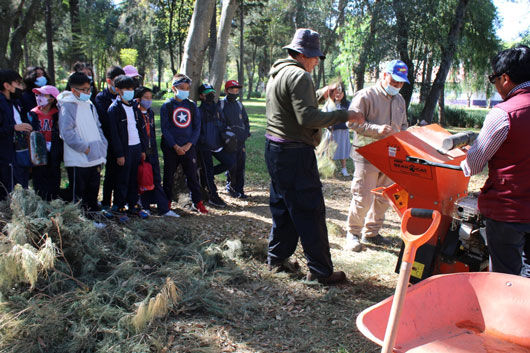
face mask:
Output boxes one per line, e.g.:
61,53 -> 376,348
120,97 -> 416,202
140,99 -> 152,110
227,93 -> 238,102
175,90 -> 189,100
36,95 -> 50,107
78,92 -> 91,102
35,76 -> 47,87
205,93 -> 215,104
122,90 -> 134,102
384,83 -> 401,96
109,85 -> 117,94
11,87 -> 23,100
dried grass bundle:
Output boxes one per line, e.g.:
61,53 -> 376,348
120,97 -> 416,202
316,129 -> 338,178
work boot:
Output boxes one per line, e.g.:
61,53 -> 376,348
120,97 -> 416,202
344,232 -> 362,252
306,271 -> 347,285
361,234 -> 392,246
268,259 -> 301,273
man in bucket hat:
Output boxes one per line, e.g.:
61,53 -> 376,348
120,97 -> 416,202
344,60 -> 409,252
265,28 -> 365,285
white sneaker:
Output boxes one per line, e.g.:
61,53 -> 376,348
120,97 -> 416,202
344,232 -> 362,252
143,209 -> 151,216
93,221 -> 107,229
162,210 -> 180,218
341,168 -> 350,177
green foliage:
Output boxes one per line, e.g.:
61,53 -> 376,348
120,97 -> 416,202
119,48 -> 138,66
408,103 -> 487,128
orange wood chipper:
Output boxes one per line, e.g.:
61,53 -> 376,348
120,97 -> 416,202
356,123 -> 488,283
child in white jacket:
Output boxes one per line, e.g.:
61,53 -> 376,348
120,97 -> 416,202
58,72 -> 107,213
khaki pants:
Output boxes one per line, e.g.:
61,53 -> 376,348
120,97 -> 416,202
347,161 -> 392,237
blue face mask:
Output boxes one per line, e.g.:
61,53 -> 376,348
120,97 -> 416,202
175,90 -> 189,100
122,90 -> 134,102
78,92 -> 91,102
384,83 -> 401,96
141,99 -> 152,110
35,76 -> 47,87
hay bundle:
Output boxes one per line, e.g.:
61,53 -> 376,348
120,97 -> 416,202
316,128 -> 338,178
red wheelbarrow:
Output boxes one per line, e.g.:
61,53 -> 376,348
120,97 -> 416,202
357,208 -> 530,352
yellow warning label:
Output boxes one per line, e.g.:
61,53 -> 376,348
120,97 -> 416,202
411,261 -> 425,279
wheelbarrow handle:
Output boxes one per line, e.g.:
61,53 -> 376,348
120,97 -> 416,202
406,156 -> 462,171
410,208 -> 433,219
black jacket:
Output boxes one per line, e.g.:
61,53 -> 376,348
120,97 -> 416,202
0,94 -> 28,164
107,98 -> 148,159
95,88 -> 119,139
198,101 -> 227,151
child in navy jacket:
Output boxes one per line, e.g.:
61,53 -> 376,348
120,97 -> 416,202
107,75 -> 148,220
160,74 -> 207,214
135,87 -> 179,218
0,70 -> 33,200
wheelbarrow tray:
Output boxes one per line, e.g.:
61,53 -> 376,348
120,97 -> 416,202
357,272 -> 530,352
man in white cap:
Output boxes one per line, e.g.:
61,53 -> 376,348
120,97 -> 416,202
345,60 -> 410,251
265,28 -> 365,285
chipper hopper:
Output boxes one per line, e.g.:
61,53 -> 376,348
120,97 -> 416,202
356,124 -> 488,282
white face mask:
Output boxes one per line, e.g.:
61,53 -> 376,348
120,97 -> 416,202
384,83 -> 401,96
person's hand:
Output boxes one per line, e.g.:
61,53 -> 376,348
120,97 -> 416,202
14,123 -> 32,132
182,142 -> 192,152
117,157 -> 125,166
85,147 -> 90,155
378,124 -> 393,137
173,145 -> 184,155
141,152 -> 146,161
347,111 -> 365,125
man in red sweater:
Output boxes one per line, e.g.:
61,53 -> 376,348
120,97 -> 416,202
462,45 -> 530,277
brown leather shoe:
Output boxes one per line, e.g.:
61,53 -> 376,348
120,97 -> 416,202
306,271 -> 347,285
267,259 -> 301,273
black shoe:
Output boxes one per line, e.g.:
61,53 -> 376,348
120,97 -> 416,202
268,259 -> 301,273
361,234 -> 392,246
208,194 -> 227,208
306,271 -> 347,285
238,192 -> 249,199
226,187 -> 241,198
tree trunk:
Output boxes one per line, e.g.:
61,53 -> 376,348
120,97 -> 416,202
69,0 -> 84,64
238,2 -> 244,101
158,49 -> 162,90
45,0 -> 55,85
168,0 -> 177,74
210,0 -> 239,98
420,53 -> 433,103
438,83 -> 445,126
246,43 -> 257,100
355,0 -> 381,92
0,0 -> 41,70
392,0 -> 415,109
420,0 -> 471,123
208,2 -> 218,74
179,0 -> 217,102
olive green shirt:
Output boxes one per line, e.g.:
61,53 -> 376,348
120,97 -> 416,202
265,58 -> 349,147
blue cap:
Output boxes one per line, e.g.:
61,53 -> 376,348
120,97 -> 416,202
385,60 -> 409,84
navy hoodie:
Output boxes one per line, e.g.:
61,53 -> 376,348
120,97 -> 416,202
107,98 -> 148,159
0,93 -> 26,164
198,101 -> 226,151
160,98 -> 201,148
220,98 -> 250,147
95,88 -> 119,138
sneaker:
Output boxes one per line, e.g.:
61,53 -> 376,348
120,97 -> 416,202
341,168 -> 350,177
226,187 -> 241,198
116,207 -> 129,222
93,221 -> 107,229
208,194 -> 227,208
118,214 -> 129,223
345,232 -> 362,252
143,209 -> 151,216
238,192 -> 249,199
307,271 -> 347,285
162,210 -> 180,218
138,209 -> 149,219
100,209 -> 114,219
192,201 -> 208,214
361,234 -> 392,246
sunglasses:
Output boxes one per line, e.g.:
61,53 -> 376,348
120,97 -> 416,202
488,72 -> 502,84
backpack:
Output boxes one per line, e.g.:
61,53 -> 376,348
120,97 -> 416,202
137,160 -> 155,194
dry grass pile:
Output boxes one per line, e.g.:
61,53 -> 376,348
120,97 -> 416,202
0,187 -> 246,353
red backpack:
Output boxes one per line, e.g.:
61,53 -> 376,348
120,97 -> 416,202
137,160 -> 155,194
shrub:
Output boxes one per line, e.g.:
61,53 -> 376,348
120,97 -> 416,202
408,103 -> 487,128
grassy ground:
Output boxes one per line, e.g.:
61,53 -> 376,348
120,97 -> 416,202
0,98 -> 488,353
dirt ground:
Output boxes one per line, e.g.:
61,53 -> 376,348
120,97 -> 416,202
158,170 -> 486,353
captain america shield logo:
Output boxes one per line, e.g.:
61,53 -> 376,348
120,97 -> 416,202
172,107 -> 191,128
